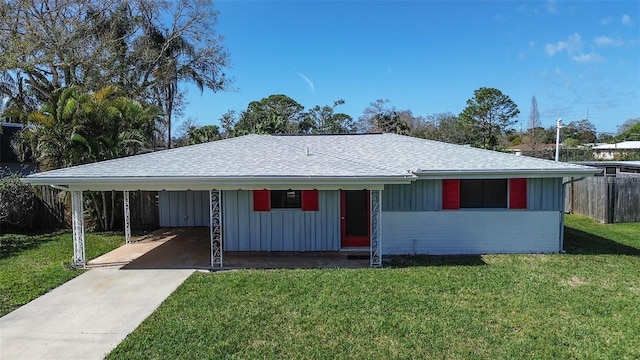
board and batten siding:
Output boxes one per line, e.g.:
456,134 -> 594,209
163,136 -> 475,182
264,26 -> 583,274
159,190 -> 209,227
159,190 -> 340,251
384,178 -> 564,212
158,178 -> 564,254
383,180 -> 441,211
528,178 -> 564,211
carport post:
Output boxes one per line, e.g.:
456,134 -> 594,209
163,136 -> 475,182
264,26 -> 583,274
370,189 -> 382,267
71,190 -> 86,268
209,189 -> 223,267
123,191 -> 131,244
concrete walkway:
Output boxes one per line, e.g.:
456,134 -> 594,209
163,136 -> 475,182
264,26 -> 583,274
0,267 -> 194,360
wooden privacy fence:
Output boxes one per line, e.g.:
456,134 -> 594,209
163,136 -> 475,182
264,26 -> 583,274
36,185 -> 66,228
128,191 -> 159,229
565,175 -> 640,223
29,189 -> 158,230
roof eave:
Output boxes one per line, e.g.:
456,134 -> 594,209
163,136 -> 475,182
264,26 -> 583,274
22,175 -> 416,191
414,168 -> 601,179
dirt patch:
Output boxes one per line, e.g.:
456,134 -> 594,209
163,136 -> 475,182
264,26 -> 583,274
562,276 -> 588,287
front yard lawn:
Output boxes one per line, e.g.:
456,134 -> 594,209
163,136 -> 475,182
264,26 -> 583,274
108,215 -> 640,359
0,231 -> 123,317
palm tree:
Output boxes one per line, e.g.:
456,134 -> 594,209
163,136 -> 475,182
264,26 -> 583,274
187,125 -> 221,145
138,18 -> 230,148
0,71 -> 39,123
69,86 -> 161,230
13,85 -> 161,230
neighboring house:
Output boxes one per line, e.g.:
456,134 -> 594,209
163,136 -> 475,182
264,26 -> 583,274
592,141 -> 640,160
1,123 -> 34,177
507,143 -> 599,162
506,143 -> 559,158
23,133 -> 598,268
573,161 -> 640,176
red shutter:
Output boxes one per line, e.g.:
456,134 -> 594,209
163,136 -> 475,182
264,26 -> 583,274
253,190 -> 270,211
301,190 -> 319,211
442,179 -> 460,210
509,178 -> 527,209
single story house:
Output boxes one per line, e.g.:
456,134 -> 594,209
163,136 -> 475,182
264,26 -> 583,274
23,133 -> 598,268
592,141 -> 640,160
506,143 -> 559,158
572,161 -> 640,176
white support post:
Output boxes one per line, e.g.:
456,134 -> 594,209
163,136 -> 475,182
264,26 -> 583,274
370,189 -> 382,267
209,189 -> 223,268
124,191 -> 131,244
71,191 -> 86,268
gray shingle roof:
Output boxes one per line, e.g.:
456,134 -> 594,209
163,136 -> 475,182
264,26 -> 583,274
24,133 -> 598,189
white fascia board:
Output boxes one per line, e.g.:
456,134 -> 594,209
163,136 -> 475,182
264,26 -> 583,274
22,175 -> 415,191
414,168 -> 601,179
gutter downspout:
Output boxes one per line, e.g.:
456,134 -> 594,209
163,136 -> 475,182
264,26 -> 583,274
559,185 -> 566,253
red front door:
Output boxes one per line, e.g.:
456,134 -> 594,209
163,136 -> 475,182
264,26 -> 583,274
340,190 -> 370,247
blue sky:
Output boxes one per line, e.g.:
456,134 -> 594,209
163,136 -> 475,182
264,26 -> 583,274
183,0 -> 639,135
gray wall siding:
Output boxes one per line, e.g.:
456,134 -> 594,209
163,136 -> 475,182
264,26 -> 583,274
159,178 -> 565,254
160,190 -> 340,251
385,178 -> 564,212
382,211 -> 561,255
383,180 -> 442,211
159,190 -> 209,227
528,178 -> 563,211
223,190 -> 340,251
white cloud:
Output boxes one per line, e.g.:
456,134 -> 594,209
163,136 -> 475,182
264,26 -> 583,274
621,14 -> 632,25
600,16 -> 613,25
545,33 -> 605,64
547,0 -> 558,14
296,71 -> 315,93
545,33 -> 583,56
572,53 -> 603,64
594,36 -> 624,47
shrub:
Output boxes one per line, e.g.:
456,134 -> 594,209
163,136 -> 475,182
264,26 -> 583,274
0,174 -> 36,228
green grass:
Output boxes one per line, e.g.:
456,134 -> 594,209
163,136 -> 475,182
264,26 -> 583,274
0,231 -> 123,317
108,215 -> 640,359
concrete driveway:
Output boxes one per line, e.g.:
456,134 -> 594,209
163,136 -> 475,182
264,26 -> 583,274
0,267 -> 193,360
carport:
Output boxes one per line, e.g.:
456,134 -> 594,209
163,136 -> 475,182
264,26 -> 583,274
88,228 -> 370,269
23,135 -> 409,270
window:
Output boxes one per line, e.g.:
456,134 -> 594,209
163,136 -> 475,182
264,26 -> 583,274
460,179 -> 507,208
442,179 -> 527,210
271,190 -> 302,209
253,189 -> 319,211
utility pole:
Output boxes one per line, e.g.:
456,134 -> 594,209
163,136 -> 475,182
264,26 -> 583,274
555,118 -> 563,162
